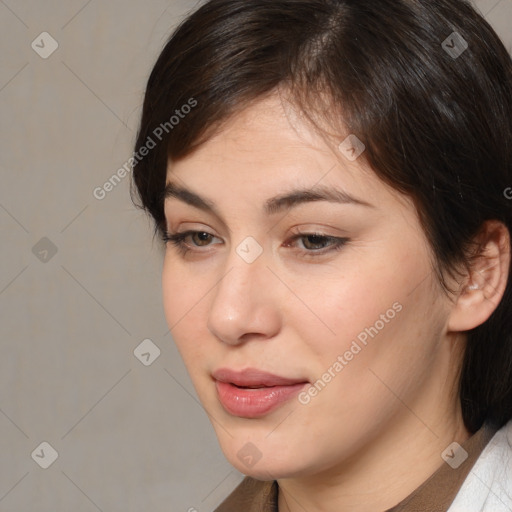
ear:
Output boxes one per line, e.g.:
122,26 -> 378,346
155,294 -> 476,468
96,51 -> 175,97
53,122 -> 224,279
447,220 -> 511,333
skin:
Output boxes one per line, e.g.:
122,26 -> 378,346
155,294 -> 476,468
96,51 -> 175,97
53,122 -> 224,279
161,92 -> 510,512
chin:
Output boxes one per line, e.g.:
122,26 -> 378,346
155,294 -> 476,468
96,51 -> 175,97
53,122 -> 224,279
229,457 -> 298,480
215,437 -> 313,480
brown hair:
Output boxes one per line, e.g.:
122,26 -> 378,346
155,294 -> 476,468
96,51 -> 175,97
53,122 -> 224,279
131,0 -> 512,433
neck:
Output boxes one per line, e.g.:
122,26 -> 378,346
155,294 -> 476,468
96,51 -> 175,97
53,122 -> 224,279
277,390 -> 470,512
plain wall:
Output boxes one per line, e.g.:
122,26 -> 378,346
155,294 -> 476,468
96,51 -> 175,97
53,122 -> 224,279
0,0 -> 511,510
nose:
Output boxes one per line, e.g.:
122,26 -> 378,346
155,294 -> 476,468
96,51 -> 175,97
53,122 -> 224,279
206,248 -> 281,346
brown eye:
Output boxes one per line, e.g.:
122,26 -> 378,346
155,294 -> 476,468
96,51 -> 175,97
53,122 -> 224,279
301,234 -> 332,250
285,232 -> 349,257
191,232 -> 214,246
161,230 -> 222,255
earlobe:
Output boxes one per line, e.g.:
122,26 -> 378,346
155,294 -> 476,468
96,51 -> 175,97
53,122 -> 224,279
447,220 -> 511,333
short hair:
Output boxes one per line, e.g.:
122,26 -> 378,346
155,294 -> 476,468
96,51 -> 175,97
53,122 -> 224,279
131,0 -> 512,433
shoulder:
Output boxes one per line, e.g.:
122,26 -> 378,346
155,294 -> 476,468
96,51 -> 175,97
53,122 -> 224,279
448,419 -> 512,512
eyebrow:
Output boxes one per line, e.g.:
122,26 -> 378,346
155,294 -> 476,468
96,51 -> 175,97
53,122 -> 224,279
163,181 -> 374,217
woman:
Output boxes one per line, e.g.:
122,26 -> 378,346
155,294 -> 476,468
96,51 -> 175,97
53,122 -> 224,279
131,0 -> 512,510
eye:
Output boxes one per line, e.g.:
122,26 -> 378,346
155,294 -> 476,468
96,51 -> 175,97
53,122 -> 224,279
161,230 -> 221,254
285,232 -> 349,256
161,230 -> 349,258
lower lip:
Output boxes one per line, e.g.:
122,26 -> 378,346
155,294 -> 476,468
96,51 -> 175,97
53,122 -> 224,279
215,380 -> 308,418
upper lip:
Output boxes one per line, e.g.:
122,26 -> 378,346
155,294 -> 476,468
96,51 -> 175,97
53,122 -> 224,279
212,367 -> 308,387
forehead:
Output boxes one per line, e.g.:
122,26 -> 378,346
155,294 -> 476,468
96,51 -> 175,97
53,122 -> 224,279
166,93 -> 409,214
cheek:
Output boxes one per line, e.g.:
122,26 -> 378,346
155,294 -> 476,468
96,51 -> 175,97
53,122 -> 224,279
162,254 -> 210,319
298,269 -> 443,424
282,251 -> 405,360
291,245 -> 439,389
162,258 -> 209,362
162,260 -> 182,328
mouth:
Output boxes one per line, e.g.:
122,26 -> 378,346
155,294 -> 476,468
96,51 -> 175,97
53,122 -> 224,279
231,384 -> 275,389
212,367 -> 309,387
212,367 -> 309,418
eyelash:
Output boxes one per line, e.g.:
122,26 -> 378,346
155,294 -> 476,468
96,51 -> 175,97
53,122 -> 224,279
161,230 -> 349,258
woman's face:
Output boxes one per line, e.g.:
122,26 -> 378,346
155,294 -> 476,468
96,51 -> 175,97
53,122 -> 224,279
162,93 -> 460,479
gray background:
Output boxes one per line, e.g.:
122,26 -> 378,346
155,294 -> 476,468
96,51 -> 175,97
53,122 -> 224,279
0,1 -> 510,510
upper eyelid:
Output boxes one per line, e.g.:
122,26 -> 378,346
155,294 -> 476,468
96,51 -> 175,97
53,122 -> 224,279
164,216 -> 349,235
168,230 -> 344,247
167,228 -> 340,238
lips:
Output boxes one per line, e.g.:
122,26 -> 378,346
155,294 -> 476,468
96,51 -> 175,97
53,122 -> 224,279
212,367 -> 309,418
212,367 -> 308,388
